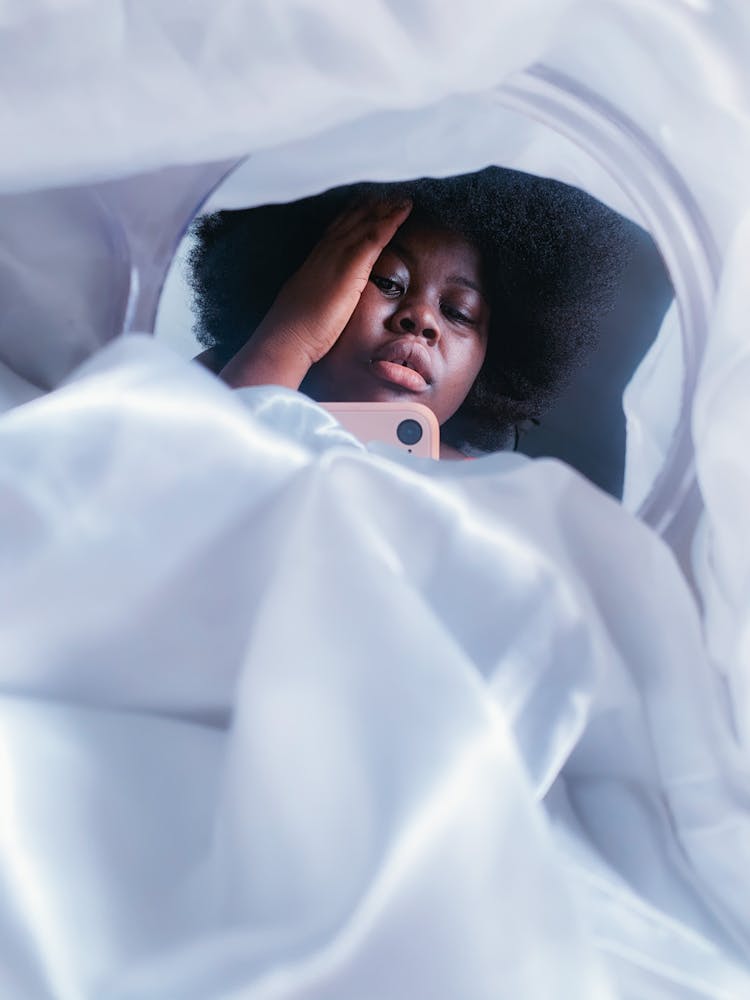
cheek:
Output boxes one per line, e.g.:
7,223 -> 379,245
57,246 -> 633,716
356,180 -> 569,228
455,337 -> 487,389
336,290 -> 387,347
439,338 -> 487,413
470,338 -> 488,378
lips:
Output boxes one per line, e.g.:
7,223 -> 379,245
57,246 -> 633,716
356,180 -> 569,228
370,339 -> 433,392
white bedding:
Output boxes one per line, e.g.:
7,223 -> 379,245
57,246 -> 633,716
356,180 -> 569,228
0,336 -> 747,998
2,2 -> 750,997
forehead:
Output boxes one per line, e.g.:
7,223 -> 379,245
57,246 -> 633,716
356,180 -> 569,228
386,218 -> 484,285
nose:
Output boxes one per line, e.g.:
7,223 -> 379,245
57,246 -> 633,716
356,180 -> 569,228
393,297 -> 440,342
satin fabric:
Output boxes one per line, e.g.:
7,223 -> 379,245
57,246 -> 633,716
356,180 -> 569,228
1,336 -> 749,998
1,1 -> 750,997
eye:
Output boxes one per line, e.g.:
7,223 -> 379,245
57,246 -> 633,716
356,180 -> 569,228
441,302 -> 477,326
370,275 -> 404,297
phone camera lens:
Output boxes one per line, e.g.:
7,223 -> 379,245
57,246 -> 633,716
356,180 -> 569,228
397,419 -> 423,446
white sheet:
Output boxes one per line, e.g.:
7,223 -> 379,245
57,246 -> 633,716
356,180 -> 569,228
1,336 -> 748,998
2,2 -> 750,997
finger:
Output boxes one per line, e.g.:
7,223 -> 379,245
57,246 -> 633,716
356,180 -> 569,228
322,196 -> 374,238
326,196 -> 411,243
305,198 -> 411,276
339,199 -> 412,266
305,200 -> 412,314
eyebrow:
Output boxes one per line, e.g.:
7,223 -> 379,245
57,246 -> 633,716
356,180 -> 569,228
388,241 -> 487,299
447,274 -> 484,295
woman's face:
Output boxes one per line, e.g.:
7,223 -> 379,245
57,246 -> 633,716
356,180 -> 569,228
301,218 -> 490,424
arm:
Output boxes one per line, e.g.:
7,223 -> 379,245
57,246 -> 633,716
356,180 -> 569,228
219,198 -> 412,390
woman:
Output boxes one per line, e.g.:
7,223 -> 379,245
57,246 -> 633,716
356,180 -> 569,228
188,167 -> 630,455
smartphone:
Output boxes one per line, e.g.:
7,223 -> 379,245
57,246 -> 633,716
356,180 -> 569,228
321,401 -> 440,459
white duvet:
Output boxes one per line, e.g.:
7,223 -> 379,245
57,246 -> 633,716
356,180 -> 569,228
1,2 -> 750,998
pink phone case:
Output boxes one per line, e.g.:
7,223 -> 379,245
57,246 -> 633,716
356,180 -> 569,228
321,401 -> 440,459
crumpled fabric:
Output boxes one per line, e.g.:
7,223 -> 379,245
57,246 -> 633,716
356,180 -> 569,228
0,335 -> 749,999
2,1 -> 750,997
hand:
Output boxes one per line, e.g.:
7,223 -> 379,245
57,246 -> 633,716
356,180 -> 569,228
220,197 -> 412,389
